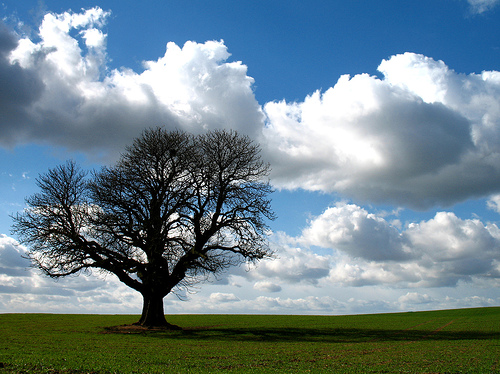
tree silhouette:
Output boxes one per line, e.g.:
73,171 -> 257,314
12,128 -> 275,328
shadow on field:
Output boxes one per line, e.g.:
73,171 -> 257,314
133,327 -> 500,343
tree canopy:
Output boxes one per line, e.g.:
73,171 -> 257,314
12,128 -> 275,327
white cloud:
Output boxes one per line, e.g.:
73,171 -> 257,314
1,8 -> 263,159
2,230 -> 500,315
163,293 -> 340,314
80,28 -> 106,49
209,292 -> 239,303
300,204 -> 410,261
254,281 -> 282,293
251,241 -> 331,285
3,9 -> 500,209
162,288 -> 499,315
467,0 -> 500,14
398,292 -> 433,305
0,234 -> 29,267
442,295 -> 498,308
211,202 -> 500,290
249,295 -> 340,313
295,203 -> 500,288
487,194 -> 500,213
0,234 -> 142,313
264,53 -> 500,208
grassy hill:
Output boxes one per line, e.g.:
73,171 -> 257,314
1,307 -> 499,373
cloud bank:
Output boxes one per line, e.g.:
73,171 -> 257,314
3,204 -> 500,314
1,8 -> 500,209
234,203 -> 500,291
297,203 -> 500,287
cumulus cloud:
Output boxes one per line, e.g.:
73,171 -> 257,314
487,194 -> 500,213
264,53 -> 500,208
2,226 -> 499,314
251,239 -> 331,285
0,8 -> 263,158
298,203 -> 500,287
254,281 -> 282,293
3,8 -> 500,209
223,202 -> 500,290
248,295 -> 340,313
209,292 -> 239,303
0,234 -> 30,277
398,292 -> 433,306
300,204 -> 410,262
0,235 -> 142,313
0,22 -> 44,141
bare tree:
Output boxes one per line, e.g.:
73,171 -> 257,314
12,128 -> 275,328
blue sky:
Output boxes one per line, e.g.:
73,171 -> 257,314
1,0 -> 500,315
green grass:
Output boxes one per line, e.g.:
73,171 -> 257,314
1,307 -> 499,373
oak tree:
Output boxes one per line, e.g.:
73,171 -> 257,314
12,128 -> 275,328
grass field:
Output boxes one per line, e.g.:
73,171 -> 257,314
1,307 -> 499,373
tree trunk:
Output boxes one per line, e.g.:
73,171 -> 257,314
136,293 -> 180,329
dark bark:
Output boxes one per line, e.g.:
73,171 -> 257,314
136,293 -> 180,329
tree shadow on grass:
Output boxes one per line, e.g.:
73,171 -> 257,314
112,326 -> 500,343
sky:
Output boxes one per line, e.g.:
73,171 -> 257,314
1,0 -> 500,316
